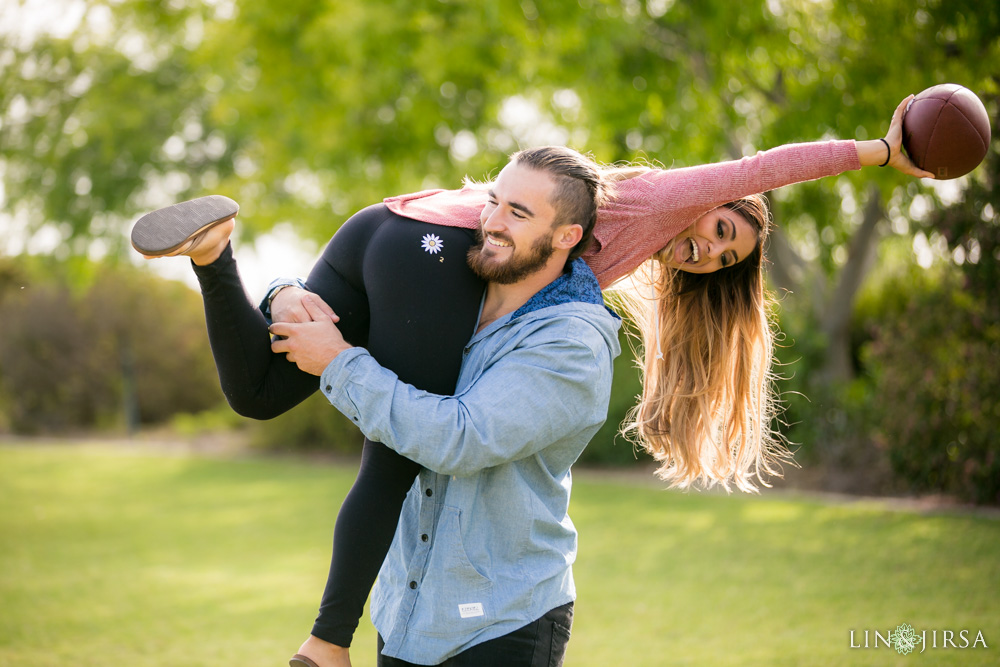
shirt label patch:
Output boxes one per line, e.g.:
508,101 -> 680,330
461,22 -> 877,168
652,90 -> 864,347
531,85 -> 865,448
458,602 -> 484,619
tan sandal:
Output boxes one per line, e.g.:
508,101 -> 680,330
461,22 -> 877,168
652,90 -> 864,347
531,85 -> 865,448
289,654 -> 321,667
130,195 -> 239,256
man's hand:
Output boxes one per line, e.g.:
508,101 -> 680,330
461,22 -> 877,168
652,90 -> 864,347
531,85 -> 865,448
270,295 -> 352,375
270,285 -> 338,323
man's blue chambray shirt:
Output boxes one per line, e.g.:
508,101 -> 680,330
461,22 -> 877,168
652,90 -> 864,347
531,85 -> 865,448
317,258 -> 621,665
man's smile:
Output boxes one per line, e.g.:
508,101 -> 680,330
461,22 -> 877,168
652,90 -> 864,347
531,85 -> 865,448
486,235 -> 512,248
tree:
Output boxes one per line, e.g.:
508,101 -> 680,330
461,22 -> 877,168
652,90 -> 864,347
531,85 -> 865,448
4,1 -> 993,245
2,0 -> 997,476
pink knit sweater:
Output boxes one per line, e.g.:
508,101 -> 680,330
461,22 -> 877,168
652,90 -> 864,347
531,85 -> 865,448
384,140 -> 861,288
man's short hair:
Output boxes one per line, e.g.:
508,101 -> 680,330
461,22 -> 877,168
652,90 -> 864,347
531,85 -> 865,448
511,146 -> 609,261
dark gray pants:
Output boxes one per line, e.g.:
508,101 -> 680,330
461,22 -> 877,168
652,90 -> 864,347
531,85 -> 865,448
377,602 -> 574,667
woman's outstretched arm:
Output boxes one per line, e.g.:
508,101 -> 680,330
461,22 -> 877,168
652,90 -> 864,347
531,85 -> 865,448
585,95 -> 934,285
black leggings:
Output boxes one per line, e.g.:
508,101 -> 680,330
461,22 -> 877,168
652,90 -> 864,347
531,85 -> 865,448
191,204 -> 485,646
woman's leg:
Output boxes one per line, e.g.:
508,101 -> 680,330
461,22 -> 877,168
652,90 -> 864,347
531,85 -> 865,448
173,203 -> 481,658
189,243 -> 320,417
307,211 -> 485,648
188,213 -> 373,419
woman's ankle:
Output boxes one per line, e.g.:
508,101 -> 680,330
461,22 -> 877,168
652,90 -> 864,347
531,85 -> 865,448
188,218 -> 236,265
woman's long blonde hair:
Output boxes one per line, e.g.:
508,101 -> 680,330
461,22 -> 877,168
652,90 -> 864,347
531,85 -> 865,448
606,172 -> 790,492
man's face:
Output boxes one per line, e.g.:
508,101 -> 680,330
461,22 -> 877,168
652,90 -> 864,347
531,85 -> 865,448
466,161 -> 561,285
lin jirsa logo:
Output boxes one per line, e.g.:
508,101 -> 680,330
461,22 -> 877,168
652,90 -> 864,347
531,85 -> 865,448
850,623 -> 988,655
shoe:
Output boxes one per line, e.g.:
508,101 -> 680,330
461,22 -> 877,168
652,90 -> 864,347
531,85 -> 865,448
289,655 -> 321,667
130,195 -> 239,256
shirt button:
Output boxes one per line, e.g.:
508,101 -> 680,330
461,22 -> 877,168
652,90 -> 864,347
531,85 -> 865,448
421,534 -> 429,542
425,488 -> 433,497
409,581 -> 418,590
324,385 -> 332,392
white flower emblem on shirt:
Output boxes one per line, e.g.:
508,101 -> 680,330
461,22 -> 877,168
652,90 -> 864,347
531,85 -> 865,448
421,233 -> 444,254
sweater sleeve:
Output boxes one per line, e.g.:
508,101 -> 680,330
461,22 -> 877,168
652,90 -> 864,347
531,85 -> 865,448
586,139 -> 862,286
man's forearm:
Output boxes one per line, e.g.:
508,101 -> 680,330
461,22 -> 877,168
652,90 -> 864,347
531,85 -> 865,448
319,339 -> 610,476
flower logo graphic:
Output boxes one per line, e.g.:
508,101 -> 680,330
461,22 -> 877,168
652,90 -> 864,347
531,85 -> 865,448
421,234 -> 444,254
889,623 -> 922,655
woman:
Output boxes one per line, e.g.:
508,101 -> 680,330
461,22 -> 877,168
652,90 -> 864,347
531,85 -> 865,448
136,95 -> 931,667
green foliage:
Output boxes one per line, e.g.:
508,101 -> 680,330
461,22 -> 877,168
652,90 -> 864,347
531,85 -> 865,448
0,255 -> 363,452
0,258 -> 224,432
863,122 -> 1000,505
1,14 -> 243,247
170,403 -> 249,438
246,391 -> 363,454
930,92 -> 1000,310
4,0 -> 997,252
865,269 -> 1000,504
579,323 -> 644,466
775,91 -> 1000,503
772,298 -> 894,494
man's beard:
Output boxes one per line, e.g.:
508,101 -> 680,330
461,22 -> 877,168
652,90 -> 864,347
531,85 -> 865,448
466,227 -> 556,285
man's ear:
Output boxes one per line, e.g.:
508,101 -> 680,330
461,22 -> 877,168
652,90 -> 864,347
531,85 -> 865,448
553,223 -> 583,250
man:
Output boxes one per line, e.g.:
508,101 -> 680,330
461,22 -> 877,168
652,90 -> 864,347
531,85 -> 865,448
269,147 -> 622,666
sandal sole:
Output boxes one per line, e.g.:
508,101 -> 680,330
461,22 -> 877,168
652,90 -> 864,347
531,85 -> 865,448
131,195 -> 239,256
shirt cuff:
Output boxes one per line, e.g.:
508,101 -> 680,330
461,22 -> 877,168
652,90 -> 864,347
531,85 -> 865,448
319,347 -> 372,425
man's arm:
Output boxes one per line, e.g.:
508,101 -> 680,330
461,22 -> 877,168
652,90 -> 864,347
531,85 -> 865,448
269,296 -> 616,475
321,323 -> 612,476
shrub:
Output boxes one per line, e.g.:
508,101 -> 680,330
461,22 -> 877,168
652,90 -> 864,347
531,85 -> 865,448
0,259 -> 225,433
579,326 -> 644,467
247,391 -> 364,454
865,271 -> 1000,504
771,304 -> 894,495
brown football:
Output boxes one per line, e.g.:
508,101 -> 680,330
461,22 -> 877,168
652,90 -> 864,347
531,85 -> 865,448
902,84 -> 991,180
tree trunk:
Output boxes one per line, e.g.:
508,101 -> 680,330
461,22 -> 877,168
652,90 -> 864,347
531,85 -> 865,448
818,184 -> 885,382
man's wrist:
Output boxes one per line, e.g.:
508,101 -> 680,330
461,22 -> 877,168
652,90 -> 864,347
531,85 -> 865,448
320,346 -> 365,405
323,342 -> 353,369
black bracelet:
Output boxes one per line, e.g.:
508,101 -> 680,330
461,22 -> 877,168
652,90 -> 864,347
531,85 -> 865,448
878,138 -> 891,167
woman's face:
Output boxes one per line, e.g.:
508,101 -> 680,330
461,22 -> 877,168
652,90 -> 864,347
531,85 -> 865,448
664,207 -> 757,274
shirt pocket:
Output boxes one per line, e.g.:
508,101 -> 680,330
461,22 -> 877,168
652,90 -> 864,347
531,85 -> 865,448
414,505 -> 495,638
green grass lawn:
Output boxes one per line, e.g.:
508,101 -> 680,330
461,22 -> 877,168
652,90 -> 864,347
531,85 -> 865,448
1,441 -> 997,666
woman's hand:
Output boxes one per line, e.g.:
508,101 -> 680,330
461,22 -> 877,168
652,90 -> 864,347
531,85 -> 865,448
271,285 -> 339,324
269,295 -> 351,375
857,95 -> 936,178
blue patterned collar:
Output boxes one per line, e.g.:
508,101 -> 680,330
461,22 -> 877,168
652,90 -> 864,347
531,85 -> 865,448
510,258 -> 615,320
